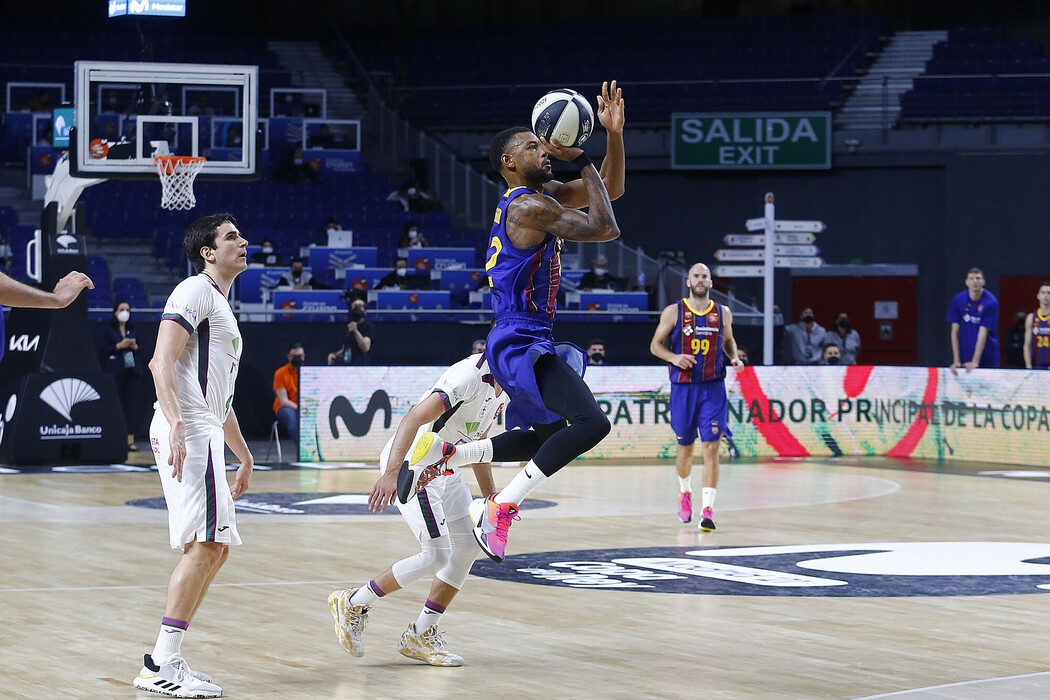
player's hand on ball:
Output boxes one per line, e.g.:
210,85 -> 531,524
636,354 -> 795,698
596,80 -> 624,133
539,136 -> 583,162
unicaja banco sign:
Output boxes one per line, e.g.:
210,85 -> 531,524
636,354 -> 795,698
672,112 -> 831,170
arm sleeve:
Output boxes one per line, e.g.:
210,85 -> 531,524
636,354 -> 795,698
161,278 -> 211,335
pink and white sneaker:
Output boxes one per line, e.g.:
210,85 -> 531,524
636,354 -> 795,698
678,492 -> 693,523
469,495 -> 519,563
699,507 -> 716,532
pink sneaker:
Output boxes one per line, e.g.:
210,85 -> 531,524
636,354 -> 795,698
469,496 -> 519,563
678,492 -> 693,523
699,507 -> 716,532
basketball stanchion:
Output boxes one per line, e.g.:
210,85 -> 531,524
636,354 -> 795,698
155,155 -> 206,210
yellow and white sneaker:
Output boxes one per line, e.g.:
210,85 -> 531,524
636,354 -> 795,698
397,624 -> 464,667
328,588 -> 370,658
397,432 -> 456,503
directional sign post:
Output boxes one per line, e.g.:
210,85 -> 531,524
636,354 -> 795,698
713,193 -> 826,365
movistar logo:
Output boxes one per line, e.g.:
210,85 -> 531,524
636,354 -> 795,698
329,391 -> 392,438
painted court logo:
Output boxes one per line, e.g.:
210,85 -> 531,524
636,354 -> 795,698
469,543 -> 1050,597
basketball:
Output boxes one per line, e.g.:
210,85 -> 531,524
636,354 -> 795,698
531,88 -> 594,148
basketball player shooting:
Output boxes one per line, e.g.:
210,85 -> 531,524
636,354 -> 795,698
406,81 -> 625,564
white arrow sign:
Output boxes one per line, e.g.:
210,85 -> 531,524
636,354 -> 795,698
725,233 -> 818,246
774,244 -> 819,257
745,217 -> 767,231
714,248 -> 765,262
775,220 -> 826,233
713,265 -> 765,278
775,256 -> 825,268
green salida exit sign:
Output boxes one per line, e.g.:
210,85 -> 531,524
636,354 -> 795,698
671,112 -> 831,170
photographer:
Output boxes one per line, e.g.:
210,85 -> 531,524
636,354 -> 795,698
327,298 -> 373,366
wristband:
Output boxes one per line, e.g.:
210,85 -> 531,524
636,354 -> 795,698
572,152 -> 593,170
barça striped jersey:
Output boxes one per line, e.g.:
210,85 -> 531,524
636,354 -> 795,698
485,186 -> 562,319
668,298 -> 726,383
161,274 -> 243,428
1032,310 -> 1050,369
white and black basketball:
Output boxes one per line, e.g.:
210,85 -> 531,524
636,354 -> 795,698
531,88 -> 594,148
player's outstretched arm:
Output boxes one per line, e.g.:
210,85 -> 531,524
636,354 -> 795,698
149,320 -> 192,481
368,392 -> 447,513
545,80 -> 625,209
650,304 -> 695,369
224,409 -> 254,498
0,270 -> 93,309
721,306 -> 744,370
1024,313 -> 1034,369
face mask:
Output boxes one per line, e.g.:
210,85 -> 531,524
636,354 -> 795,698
396,267 -> 407,277
326,228 -> 339,236
116,310 -> 130,323
838,320 -> 851,332
408,229 -> 419,239
407,187 -> 418,196
290,356 -> 304,368
294,158 -> 304,165
262,246 -> 273,254
292,268 -> 303,277
826,356 -> 841,365
590,352 -> 604,363
594,267 -> 607,276
802,315 -> 814,324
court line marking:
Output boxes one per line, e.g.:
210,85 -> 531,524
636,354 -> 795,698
854,671 -> 1050,698
0,580 -> 364,594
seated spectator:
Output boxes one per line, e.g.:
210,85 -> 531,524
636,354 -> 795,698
823,312 -> 861,365
398,223 -> 428,249
250,239 -> 282,267
377,258 -> 410,289
472,338 -> 486,354
274,147 -> 320,184
782,306 -> 826,365
579,256 -> 626,291
819,344 -> 843,366
278,257 -> 316,289
736,346 -> 749,366
309,123 -> 336,149
388,181 -> 441,213
586,338 -> 606,366
273,343 -> 305,441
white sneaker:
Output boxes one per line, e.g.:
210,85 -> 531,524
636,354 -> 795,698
397,432 -> 456,503
328,588 -> 370,658
397,624 -> 464,667
132,654 -> 222,697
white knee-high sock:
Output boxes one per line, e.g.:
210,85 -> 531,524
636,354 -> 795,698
446,438 -> 493,469
494,460 -> 547,507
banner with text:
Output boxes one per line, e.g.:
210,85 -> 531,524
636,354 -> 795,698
671,112 -> 831,170
298,366 -> 1050,465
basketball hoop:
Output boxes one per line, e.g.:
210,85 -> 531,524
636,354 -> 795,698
154,156 -> 206,211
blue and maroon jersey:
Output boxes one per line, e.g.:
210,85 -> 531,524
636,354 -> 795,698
1032,310 -> 1050,369
485,186 -> 562,319
668,299 -> 726,384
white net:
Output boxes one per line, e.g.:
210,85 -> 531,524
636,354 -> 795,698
155,156 -> 206,211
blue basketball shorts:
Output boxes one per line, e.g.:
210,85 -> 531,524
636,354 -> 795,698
669,381 -> 729,446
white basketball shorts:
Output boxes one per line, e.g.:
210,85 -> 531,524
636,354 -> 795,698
151,410 -> 242,551
380,432 -> 471,542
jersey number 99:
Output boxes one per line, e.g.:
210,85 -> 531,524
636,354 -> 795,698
691,337 -> 710,355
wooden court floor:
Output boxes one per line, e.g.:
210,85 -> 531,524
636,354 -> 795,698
3,454 -> 1050,699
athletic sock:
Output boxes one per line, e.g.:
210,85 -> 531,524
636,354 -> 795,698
151,617 -> 187,665
679,476 -> 692,493
494,460 -> 547,507
446,438 -> 493,469
702,487 -> 717,510
350,579 -> 385,607
413,599 -> 445,633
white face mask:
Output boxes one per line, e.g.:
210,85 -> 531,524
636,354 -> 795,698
408,229 -> 419,239
262,246 -> 274,254
396,267 -> 407,277
594,267 -> 607,276
116,310 -> 130,323
326,228 -> 339,236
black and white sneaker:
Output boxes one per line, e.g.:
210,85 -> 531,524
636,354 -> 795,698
133,654 -> 222,698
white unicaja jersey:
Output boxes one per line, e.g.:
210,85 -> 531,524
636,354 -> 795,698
161,274 -> 243,429
426,353 -> 509,445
